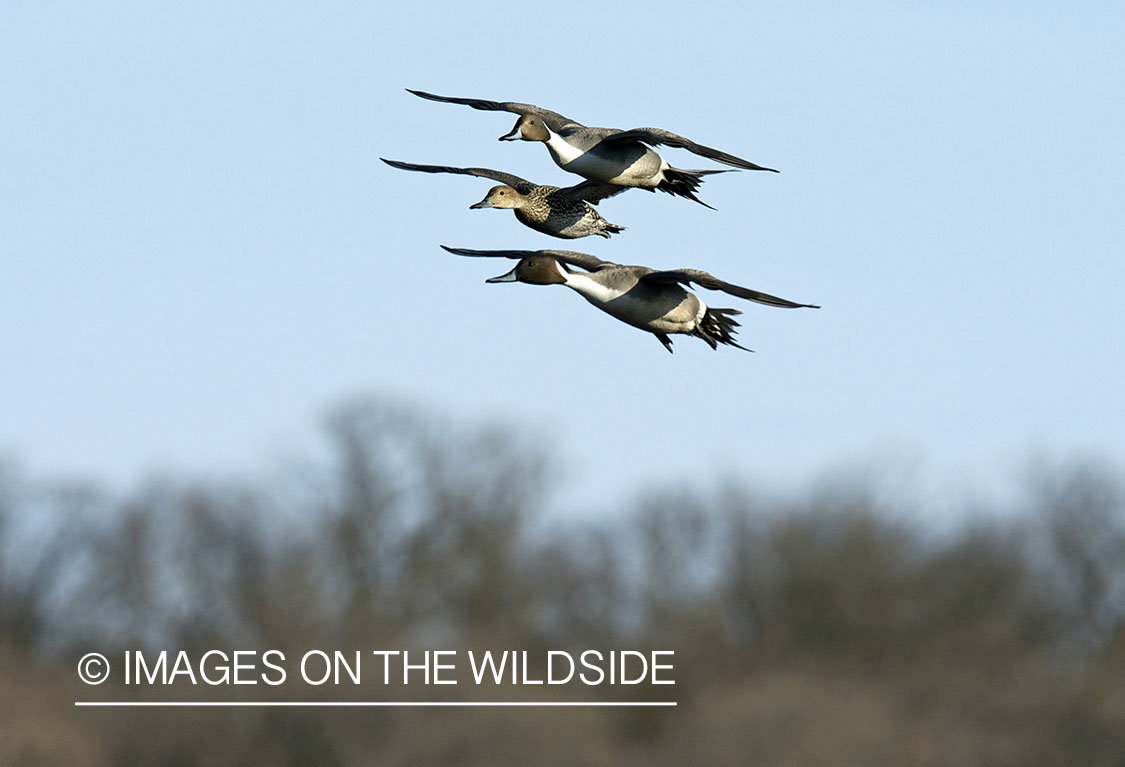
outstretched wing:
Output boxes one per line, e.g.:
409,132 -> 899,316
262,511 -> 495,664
381,159 -> 535,193
643,269 -> 819,308
602,127 -> 779,172
406,89 -> 583,132
558,180 -> 631,205
440,246 -> 616,273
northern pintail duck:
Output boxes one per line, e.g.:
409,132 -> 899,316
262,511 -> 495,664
441,246 -> 818,353
408,89 -> 778,209
381,158 -> 627,239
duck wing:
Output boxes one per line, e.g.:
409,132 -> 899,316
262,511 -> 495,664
643,269 -> 819,308
601,128 -> 779,172
381,159 -> 536,194
440,246 -> 616,272
406,89 -> 583,132
556,180 -> 631,205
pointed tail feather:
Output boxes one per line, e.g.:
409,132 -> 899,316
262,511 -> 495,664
694,308 -> 753,352
596,222 -> 626,238
657,168 -> 730,209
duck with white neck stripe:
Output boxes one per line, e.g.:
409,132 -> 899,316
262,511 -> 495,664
441,246 -> 818,353
408,89 -> 778,209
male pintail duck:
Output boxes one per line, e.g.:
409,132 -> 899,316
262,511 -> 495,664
441,246 -> 818,353
408,89 -> 778,209
381,158 -> 627,239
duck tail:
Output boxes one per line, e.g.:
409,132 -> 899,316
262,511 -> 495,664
658,167 -> 730,209
597,222 -> 626,238
695,307 -> 753,352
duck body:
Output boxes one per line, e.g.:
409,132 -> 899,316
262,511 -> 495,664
533,122 -> 728,209
536,124 -> 661,185
441,246 -> 819,353
382,158 -> 626,239
557,264 -> 704,337
408,89 -> 777,208
476,183 -> 626,239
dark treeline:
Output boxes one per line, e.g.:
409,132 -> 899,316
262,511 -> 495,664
2,396 -> 1124,765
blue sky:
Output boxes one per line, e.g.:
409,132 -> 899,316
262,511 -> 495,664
3,2 -> 1123,516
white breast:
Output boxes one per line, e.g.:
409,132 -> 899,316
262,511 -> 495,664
562,271 -> 624,306
544,130 -> 586,165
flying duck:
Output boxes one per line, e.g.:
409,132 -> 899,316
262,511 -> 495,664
382,158 -> 627,239
441,246 -> 818,353
408,89 -> 778,209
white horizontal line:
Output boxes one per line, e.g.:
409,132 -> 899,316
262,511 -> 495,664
75,700 -> 677,708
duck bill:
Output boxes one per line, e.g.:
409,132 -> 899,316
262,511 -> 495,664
485,266 -> 519,283
469,195 -> 493,210
498,117 -> 522,141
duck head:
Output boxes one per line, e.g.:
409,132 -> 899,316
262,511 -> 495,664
470,185 -> 522,210
498,114 -> 550,142
486,256 -> 569,285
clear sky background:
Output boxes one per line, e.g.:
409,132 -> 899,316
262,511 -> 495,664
3,2 -> 1123,517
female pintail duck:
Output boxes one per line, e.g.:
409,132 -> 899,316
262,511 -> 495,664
408,89 -> 778,209
381,158 -> 628,239
441,246 -> 818,353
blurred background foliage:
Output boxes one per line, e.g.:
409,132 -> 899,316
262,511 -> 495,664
1,395 -> 1123,765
